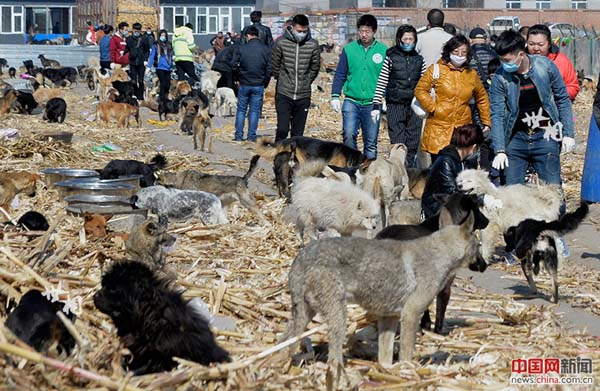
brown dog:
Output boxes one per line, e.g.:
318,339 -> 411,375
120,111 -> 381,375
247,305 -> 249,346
33,88 -> 61,107
126,220 -> 176,271
169,80 -> 191,100
0,89 -> 18,120
83,212 -> 110,238
193,108 -> 212,152
0,171 -> 39,211
96,101 -> 139,128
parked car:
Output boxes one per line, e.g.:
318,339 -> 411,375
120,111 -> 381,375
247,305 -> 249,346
547,23 -> 586,38
488,16 -> 521,36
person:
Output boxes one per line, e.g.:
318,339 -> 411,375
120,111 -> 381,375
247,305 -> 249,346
372,24 -> 425,166
518,26 -> 529,41
271,14 -> 320,142
95,21 -> 106,42
241,10 -> 273,48
85,20 -> 97,45
416,9 -> 453,68
526,24 -> 579,101
581,78 -> 600,203
330,14 -> 387,160
477,58 -> 502,184
489,30 -> 574,188
144,26 -> 155,49
414,35 -> 491,163
443,23 -> 457,36
148,29 -> 174,103
232,26 -> 271,142
421,124 -> 484,219
173,23 -> 199,85
468,27 -> 497,90
52,22 -> 60,34
110,22 -> 130,69
211,31 -> 225,54
99,25 -> 114,70
126,22 -> 149,99
276,19 -> 293,43
224,32 -> 234,46
212,44 -> 238,93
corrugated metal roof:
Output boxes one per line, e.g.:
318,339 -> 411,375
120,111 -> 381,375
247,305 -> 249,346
0,44 -> 99,68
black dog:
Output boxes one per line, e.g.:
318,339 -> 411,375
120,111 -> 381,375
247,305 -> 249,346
17,211 -> 49,231
43,97 -> 67,123
100,153 -> 167,188
377,193 -> 489,334
14,90 -> 38,114
8,67 -> 16,78
158,95 -> 185,121
41,67 -> 77,87
5,290 -> 76,355
504,202 -> 588,303
94,261 -> 230,374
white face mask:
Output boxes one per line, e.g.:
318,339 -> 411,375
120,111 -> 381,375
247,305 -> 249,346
450,54 -> 466,66
293,30 -> 307,41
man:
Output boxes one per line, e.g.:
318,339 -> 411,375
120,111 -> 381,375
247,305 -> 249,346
232,26 -> 271,142
144,26 -> 155,52
489,30 -> 574,187
271,14 -> 320,141
331,14 -> 387,160
416,9 -> 453,68
527,24 -> 579,101
173,23 -> 199,85
469,27 -> 497,89
126,22 -> 149,100
110,22 -> 130,69
212,43 -> 238,93
211,31 -> 225,54
241,10 -> 273,48
276,19 -> 293,43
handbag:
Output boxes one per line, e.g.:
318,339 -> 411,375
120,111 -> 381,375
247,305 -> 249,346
411,63 -> 439,119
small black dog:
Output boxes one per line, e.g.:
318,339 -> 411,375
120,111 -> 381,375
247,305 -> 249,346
43,97 -> 67,123
504,202 -> 589,303
100,153 -> 167,188
17,211 -> 49,231
8,67 -> 16,78
94,261 -> 230,374
5,290 -> 76,355
14,90 -> 38,114
158,95 -> 185,121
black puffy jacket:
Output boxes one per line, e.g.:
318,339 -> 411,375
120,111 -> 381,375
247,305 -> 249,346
234,38 -> 271,87
126,34 -> 150,66
241,22 -> 274,48
386,46 -> 424,103
469,43 -> 497,89
212,44 -> 236,73
421,145 -> 464,219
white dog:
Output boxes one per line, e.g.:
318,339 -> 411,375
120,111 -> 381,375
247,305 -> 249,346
456,169 -> 562,261
215,87 -> 237,117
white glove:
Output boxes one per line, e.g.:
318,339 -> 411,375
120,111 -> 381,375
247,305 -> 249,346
143,61 -> 148,66
330,99 -> 341,113
492,152 -> 509,170
110,63 -> 116,70
483,194 -> 503,210
561,136 -> 575,154
371,109 -> 380,123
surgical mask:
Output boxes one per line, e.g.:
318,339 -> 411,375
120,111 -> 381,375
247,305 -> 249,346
501,55 -> 522,73
293,30 -> 307,41
450,54 -> 466,66
122,29 -> 128,35
133,32 -> 140,37
159,36 -> 166,42
146,31 -> 152,35
400,43 -> 415,52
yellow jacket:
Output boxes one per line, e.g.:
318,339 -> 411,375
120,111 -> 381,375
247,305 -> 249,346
172,25 -> 196,62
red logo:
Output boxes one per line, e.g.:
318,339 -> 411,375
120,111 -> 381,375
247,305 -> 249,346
545,358 -> 560,373
512,359 -> 528,373
529,358 -> 544,374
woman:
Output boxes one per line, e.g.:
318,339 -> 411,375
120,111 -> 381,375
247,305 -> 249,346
421,124 -> 484,219
414,34 -> 491,163
372,25 -> 425,167
99,25 -> 113,70
147,30 -> 174,103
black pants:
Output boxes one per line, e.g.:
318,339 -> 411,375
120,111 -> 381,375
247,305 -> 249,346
175,60 -> 199,84
217,70 -> 237,95
100,60 -> 111,70
129,64 -> 145,100
156,69 -> 171,102
386,102 -> 422,167
275,93 -> 311,142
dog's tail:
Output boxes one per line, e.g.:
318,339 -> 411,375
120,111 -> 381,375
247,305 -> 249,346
148,154 -> 168,171
544,202 -> 589,236
256,136 -> 288,160
243,155 -> 260,185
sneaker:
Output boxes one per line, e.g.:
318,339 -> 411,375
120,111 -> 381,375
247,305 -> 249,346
504,252 -> 518,265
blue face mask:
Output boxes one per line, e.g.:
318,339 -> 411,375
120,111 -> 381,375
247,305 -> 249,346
133,32 -> 140,37
502,55 -> 522,73
400,43 -> 415,52
159,36 -> 166,42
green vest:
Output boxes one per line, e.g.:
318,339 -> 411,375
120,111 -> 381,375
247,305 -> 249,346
343,40 -> 387,105
173,26 -> 195,62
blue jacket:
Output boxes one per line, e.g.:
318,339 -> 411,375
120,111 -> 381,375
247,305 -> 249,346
489,54 -> 573,152
147,44 -> 173,71
99,35 -> 111,62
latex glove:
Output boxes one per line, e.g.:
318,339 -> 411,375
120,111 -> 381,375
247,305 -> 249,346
561,136 -> 575,154
143,61 -> 148,66
330,99 -> 341,113
110,63 -> 116,70
492,152 -> 509,170
483,194 -> 503,210
371,109 -> 380,123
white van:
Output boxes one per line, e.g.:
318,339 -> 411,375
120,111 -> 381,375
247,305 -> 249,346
488,16 -> 521,36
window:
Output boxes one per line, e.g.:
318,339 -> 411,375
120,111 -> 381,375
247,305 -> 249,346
1,6 -> 24,33
174,7 -> 187,29
13,6 -> 22,32
208,8 -> 218,34
197,7 -> 207,34
506,0 -> 521,8
571,0 -> 587,9
219,7 -> 230,33
536,0 -> 551,8
242,7 -> 252,30
163,7 -> 173,32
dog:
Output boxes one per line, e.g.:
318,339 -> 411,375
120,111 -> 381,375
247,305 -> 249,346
125,220 -> 176,270
504,202 -> 589,303
406,167 -> 429,199
456,169 -> 562,262
0,89 -> 18,120
100,153 -> 167,188
0,171 -> 39,211
388,199 -> 422,225
0,58 -> 7,72
284,161 -> 380,241
13,90 -> 38,114
33,87 -> 61,106
377,193 -> 489,334
5,290 -> 76,355
17,211 -> 49,231
283,208 -> 479,388
179,95 -> 202,134
215,87 -> 237,117
83,212 -> 111,239
8,67 -> 16,78
38,54 -> 60,68
43,97 -> 67,123
133,186 -> 228,225
157,155 -> 268,224
158,95 -> 185,121
96,101 -> 139,128
41,67 -> 77,87
193,108 -> 212,151
93,261 -> 230,374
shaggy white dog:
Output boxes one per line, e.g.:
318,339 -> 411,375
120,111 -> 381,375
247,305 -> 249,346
456,169 -> 562,261
285,162 -> 380,242
215,87 -> 237,117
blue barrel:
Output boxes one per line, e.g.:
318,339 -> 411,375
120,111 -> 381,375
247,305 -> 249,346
581,114 -> 600,203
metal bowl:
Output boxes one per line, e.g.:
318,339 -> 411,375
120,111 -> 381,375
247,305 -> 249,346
42,168 -> 100,188
55,179 -> 136,198
78,175 -> 142,189
64,194 -> 134,206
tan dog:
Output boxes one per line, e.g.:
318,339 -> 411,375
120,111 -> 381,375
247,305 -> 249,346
0,171 -> 39,211
83,212 -> 110,238
193,108 -> 212,152
169,80 -> 191,100
126,220 -> 176,271
33,88 -> 61,106
0,89 -> 18,120
96,101 -> 140,128
95,68 -> 129,101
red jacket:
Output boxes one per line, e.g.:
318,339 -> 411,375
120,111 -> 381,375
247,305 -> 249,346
109,33 -> 129,65
548,49 -> 579,101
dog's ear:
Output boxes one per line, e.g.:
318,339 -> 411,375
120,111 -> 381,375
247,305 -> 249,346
83,212 -> 93,222
103,214 -> 113,222
439,206 -> 453,227
372,176 -> 382,202
145,221 -> 161,236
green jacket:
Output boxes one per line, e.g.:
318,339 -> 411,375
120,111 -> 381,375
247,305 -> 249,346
173,25 -> 195,62
331,39 -> 387,105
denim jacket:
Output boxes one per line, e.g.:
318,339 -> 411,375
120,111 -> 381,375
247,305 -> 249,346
489,54 -> 574,152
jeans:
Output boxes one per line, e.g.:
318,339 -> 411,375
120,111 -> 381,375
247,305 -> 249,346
235,85 -> 264,141
275,93 -> 310,142
129,64 -> 145,100
505,131 -> 561,185
342,99 -> 380,160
